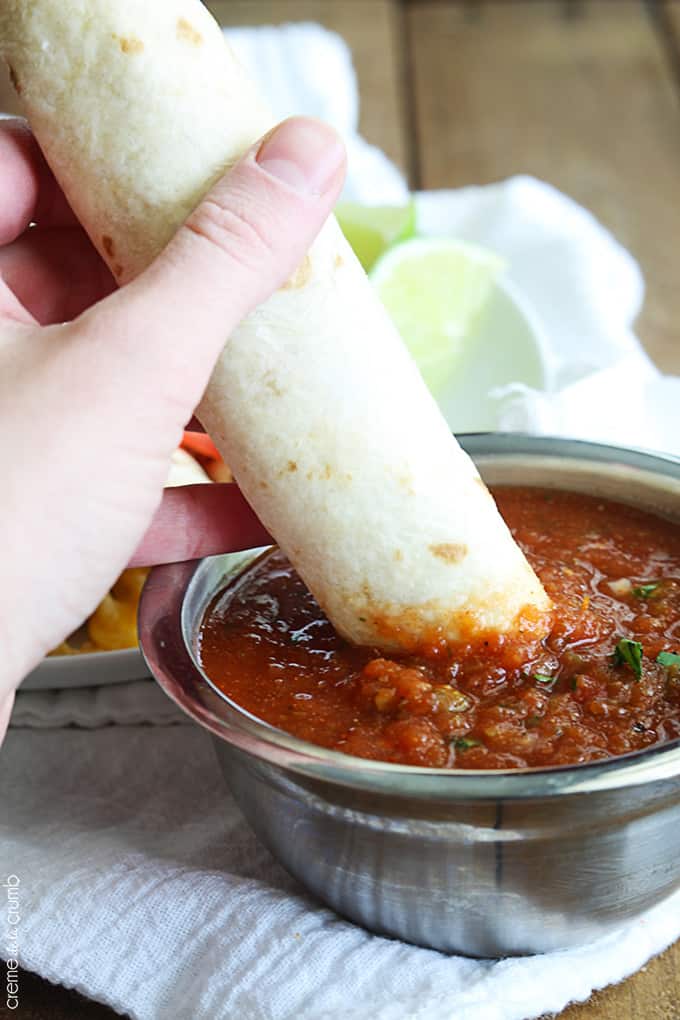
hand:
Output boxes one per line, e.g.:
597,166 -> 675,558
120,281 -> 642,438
0,115 -> 346,723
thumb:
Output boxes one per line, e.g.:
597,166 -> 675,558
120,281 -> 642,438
0,691 -> 14,746
88,116 -> 346,405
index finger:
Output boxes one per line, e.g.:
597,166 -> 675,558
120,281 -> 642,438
0,118 -> 77,243
128,484 -> 271,568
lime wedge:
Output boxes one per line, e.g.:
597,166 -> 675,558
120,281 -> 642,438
370,238 -> 505,394
336,200 -> 416,272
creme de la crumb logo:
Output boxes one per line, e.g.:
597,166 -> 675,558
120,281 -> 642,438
3,875 -> 20,1011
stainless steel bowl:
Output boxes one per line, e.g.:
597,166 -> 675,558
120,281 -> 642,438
139,434 -> 680,957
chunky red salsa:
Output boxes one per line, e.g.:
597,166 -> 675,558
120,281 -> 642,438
198,487 -> 680,769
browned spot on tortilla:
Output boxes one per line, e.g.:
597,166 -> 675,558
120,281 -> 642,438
7,65 -> 21,95
394,549 -> 403,562
117,35 -> 145,55
263,373 -> 283,396
283,255 -> 312,290
287,461 -> 298,473
334,254 -> 344,269
398,473 -> 415,495
177,18 -> 203,46
430,542 -> 468,564
102,235 -> 115,258
323,464 -> 332,480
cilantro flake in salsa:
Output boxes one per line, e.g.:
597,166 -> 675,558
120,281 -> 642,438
198,487 -> 680,770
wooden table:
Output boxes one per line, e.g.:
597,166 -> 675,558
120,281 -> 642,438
1,2 -> 680,1018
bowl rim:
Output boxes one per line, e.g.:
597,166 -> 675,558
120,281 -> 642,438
139,433 -> 680,800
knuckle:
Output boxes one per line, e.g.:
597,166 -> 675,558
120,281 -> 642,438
184,195 -> 274,270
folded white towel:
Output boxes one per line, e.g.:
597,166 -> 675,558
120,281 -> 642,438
3,722 -> 679,1020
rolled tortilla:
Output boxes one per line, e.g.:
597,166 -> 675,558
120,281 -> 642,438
0,0 -> 552,652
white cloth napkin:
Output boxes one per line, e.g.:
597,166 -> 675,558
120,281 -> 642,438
3,22 -> 680,1020
4,719 -> 680,1020
416,183 -> 679,455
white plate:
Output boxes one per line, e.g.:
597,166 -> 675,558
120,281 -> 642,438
21,648 -> 149,691
21,278 -> 549,692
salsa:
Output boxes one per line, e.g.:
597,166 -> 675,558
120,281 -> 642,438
198,487 -> 680,769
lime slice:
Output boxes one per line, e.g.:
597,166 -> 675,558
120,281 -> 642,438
370,238 -> 505,394
336,200 -> 416,272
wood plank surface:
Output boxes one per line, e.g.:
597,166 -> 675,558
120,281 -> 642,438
209,0 -> 411,173
664,0 -> 680,40
0,970 -> 125,1020
408,0 -> 680,374
558,940 -> 680,1020
662,0 -> 680,85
